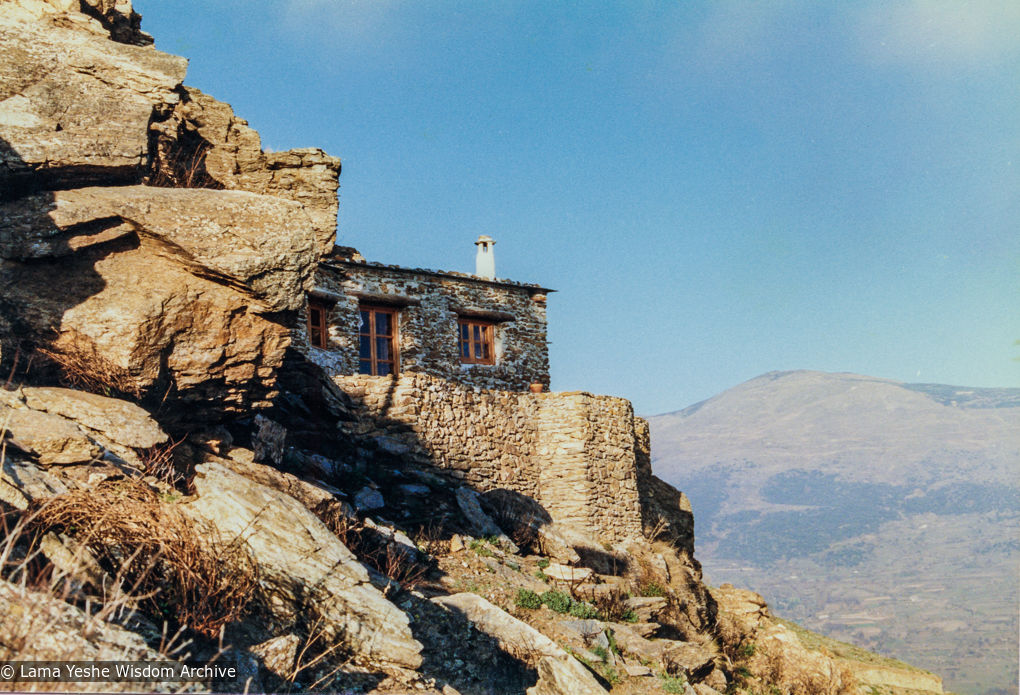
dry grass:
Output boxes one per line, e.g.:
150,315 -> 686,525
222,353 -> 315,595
313,502 -> 430,588
26,480 -> 259,637
148,139 -> 222,189
139,437 -> 186,489
34,332 -> 142,399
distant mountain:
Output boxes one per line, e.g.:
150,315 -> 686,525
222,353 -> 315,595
648,371 -> 1020,695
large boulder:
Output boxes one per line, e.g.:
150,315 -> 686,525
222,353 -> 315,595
0,2 -> 186,195
21,386 -> 167,448
431,593 -> 608,695
0,187 -> 320,418
152,86 -> 342,254
183,462 -> 423,670
0,186 -> 318,310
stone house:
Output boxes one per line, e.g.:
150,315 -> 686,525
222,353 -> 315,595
297,238 -> 553,392
292,238 -> 691,547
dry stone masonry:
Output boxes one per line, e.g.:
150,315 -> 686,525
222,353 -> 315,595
335,373 -> 644,542
300,247 -> 551,392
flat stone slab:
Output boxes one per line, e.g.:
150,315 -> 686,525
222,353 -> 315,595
544,563 -> 593,583
22,387 -> 167,449
2,405 -> 99,464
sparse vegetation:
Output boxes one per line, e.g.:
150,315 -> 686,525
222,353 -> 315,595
514,588 -> 542,610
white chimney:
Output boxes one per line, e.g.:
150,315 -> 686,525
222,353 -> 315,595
475,235 -> 496,279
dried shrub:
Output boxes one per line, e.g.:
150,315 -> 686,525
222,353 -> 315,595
139,437 -> 186,490
28,480 -> 259,637
148,138 -> 223,190
34,332 -> 142,399
588,586 -> 636,623
314,502 -> 430,588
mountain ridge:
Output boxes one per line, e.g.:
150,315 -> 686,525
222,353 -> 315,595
648,369 -> 1019,695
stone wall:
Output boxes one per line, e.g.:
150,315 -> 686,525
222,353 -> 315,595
335,373 -> 644,542
297,254 -> 550,393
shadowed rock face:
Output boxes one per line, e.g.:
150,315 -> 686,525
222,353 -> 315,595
0,0 -> 341,423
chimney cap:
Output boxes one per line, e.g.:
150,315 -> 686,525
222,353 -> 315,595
475,235 -> 496,246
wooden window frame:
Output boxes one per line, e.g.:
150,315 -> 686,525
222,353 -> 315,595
307,297 -> 330,349
359,305 -> 400,376
458,319 -> 496,365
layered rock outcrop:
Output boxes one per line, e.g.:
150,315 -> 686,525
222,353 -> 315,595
0,0 -> 340,422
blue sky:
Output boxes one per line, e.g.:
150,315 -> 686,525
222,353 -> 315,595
135,0 -> 1019,416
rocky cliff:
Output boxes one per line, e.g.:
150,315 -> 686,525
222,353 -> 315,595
0,3 -> 947,694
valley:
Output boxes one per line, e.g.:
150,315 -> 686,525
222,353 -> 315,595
648,371 -> 1020,695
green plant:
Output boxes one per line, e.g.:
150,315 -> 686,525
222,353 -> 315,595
568,601 -> 600,619
590,645 -> 609,661
605,628 -> 621,656
469,539 -> 495,558
535,570 -> 550,582
515,588 -> 543,610
541,589 -> 573,614
599,664 -> 623,686
537,558 -> 550,569
640,581 -> 666,597
740,642 -> 757,657
659,673 -> 688,693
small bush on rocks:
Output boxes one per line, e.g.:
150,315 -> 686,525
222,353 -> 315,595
541,589 -> 573,614
515,588 -> 542,610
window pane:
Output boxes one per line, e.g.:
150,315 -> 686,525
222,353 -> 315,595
311,327 -> 322,347
377,362 -> 393,376
360,310 -> 370,332
376,312 -> 391,335
310,307 -> 322,325
460,323 -> 469,340
474,342 -> 482,359
482,343 -> 489,359
376,337 -> 390,360
359,335 -> 371,359
359,360 -> 373,374
473,325 -> 481,341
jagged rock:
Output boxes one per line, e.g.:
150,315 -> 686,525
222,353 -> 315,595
431,592 -> 566,660
693,685 -> 723,695
354,486 -> 385,511
603,622 -> 670,664
482,488 -> 579,563
183,462 -> 422,670
249,634 -> 301,678
558,620 -> 609,650
662,642 -> 717,681
253,415 -> 287,465
21,387 -> 166,448
0,579 -> 199,693
1,404 -> 99,463
433,593 -> 607,694
1,455 -> 72,507
1,187 -> 317,310
0,7 -> 185,194
455,487 -> 519,553
711,584 -> 770,632
624,664 -> 653,677
527,656 -> 609,695
153,86 -> 341,254
623,596 -> 668,623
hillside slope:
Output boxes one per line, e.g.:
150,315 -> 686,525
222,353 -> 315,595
648,370 -> 1020,695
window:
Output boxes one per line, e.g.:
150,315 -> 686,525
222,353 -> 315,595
458,319 -> 495,365
359,306 -> 398,375
307,298 -> 330,348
